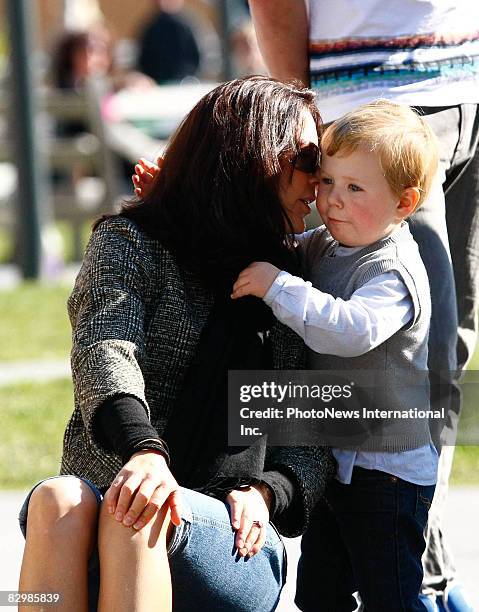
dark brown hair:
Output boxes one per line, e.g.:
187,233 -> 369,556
51,29 -> 113,89
105,76 -> 322,290
51,31 -> 90,89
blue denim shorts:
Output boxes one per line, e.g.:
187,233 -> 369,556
19,476 -> 286,612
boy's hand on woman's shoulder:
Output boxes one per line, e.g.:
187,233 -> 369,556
132,156 -> 163,198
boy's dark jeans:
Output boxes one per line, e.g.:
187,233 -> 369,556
295,467 -> 435,612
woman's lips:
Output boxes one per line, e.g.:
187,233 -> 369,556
300,199 -> 314,215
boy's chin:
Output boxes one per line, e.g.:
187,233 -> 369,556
327,227 -> 360,247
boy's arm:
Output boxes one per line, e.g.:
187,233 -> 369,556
263,270 -> 414,357
248,0 -> 310,86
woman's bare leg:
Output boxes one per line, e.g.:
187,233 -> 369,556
97,502 -> 173,612
19,476 -> 98,612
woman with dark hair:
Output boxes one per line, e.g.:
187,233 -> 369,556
50,28 -> 114,138
51,28 -> 113,91
18,76 -> 334,612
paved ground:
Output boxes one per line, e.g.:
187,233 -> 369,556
0,265 -> 21,290
0,359 -> 70,386
1,488 -> 477,611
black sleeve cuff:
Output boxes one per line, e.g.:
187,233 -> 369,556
92,394 -> 170,465
260,470 -> 295,517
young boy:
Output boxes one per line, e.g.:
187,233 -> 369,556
232,100 -> 439,611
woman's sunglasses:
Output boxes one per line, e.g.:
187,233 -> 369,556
290,143 -> 321,175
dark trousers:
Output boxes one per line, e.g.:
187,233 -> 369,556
295,468 -> 435,612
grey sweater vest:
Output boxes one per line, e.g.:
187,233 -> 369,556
302,223 -> 432,451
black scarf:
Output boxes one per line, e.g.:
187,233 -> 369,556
162,295 -> 274,494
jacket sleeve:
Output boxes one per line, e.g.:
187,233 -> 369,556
265,445 -> 336,537
68,217 -> 155,450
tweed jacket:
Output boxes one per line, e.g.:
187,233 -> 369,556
60,216 -> 335,537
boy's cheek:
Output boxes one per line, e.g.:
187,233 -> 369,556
354,207 -> 376,228
316,197 -> 328,217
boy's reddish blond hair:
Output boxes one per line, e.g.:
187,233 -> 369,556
321,99 -> 439,207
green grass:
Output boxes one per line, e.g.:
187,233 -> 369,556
468,346 -> 479,371
0,282 -> 71,361
450,349 -> 479,481
0,379 -> 73,488
0,378 -> 478,489
57,220 -> 95,262
0,227 -> 10,263
450,446 -> 479,484
0,220 -> 93,265
0,279 -> 478,488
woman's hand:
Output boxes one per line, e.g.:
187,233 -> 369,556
226,483 -> 273,558
231,262 -> 281,299
132,156 -> 163,198
103,449 -> 182,531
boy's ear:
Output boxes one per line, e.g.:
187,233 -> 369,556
397,187 -> 421,218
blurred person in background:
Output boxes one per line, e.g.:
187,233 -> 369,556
230,21 -> 266,77
50,27 -> 114,138
49,26 -> 153,188
51,26 -> 113,92
50,26 -> 153,103
137,0 -> 201,84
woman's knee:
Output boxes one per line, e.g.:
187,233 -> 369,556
98,500 -> 171,551
27,477 -> 98,539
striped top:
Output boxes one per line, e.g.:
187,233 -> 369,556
308,0 -> 479,122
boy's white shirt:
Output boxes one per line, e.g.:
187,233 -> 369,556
264,265 -> 412,357
263,228 -> 438,485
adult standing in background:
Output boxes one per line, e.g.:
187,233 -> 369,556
137,0 -> 201,84
248,1 -> 479,610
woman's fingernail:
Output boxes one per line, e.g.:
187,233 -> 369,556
108,505 -> 114,514
123,516 -> 133,526
133,521 -> 143,530
115,512 -> 123,521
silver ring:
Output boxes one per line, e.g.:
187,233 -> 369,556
252,520 -> 264,529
